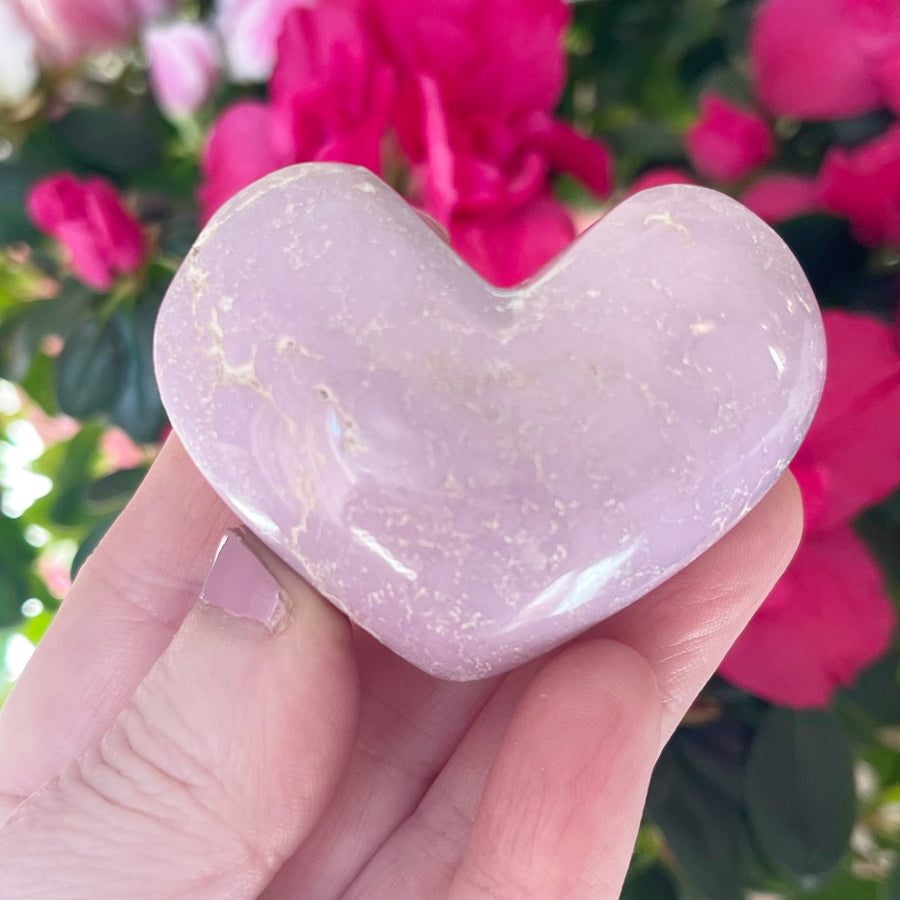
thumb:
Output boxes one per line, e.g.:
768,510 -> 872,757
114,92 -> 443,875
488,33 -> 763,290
0,530 -> 359,899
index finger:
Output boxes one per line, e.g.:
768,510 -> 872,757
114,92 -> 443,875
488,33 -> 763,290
0,437 -> 237,816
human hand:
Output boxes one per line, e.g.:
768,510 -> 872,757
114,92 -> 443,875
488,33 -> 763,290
0,437 -> 802,899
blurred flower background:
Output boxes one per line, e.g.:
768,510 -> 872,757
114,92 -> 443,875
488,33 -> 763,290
0,0 -> 899,897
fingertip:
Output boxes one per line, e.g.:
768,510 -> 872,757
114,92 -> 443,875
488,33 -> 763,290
764,469 -> 804,558
530,638 -> 662,745
448,639 -> 661,899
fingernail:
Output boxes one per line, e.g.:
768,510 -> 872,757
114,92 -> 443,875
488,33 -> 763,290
200,530 -> 285,630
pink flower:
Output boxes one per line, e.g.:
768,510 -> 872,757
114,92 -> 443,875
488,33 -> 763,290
720,527 -> 895,707
818,123 -> 900,248
370,0 -> 611,217
100,427 -> 146,470
365,0 -> 611,282
740,174 -> 819,224
216,0 -> 312,81
719,312 -> 900,706
750,0 -> 900,119
200,3 -> 392,222
38,551 -> 72,600
627,167 -> 696,196
269,4 -> 393,172
199,102 -> 286,219
0,0 -> 38,105
451,192 -> 576,287
368,0 -> 568,122
792,313 -> 900,530
201,0 -> 612,285
27,174 -> 147,290
685,94 -> 774,183
13,0 -> 176,66
144,21 -> 219,120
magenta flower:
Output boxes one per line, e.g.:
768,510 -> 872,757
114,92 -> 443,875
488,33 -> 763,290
818,123 -> 900,249
27,174 -> 147,290
740,174 -> 819,225
200,3 -> 392,220
750,0 -> 900,119
685,94 -> 774,183
720,313 -> 900,707
216,0 -> 311,82
201,0 -> 613,286
365,0 -> 612,285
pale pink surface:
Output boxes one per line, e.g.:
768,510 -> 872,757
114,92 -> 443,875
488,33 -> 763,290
155,164 -> 825,679
200,531 -> 284,629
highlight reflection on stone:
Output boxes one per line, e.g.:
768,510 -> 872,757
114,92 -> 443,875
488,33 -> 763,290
154,164 -> 826,680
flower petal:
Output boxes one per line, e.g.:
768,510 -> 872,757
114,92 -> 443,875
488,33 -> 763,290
792,311 -> 900,530
450,193 -> 574,287
719,527 -> 896,707
751,0 -> 884,119
199,101 -> 284,222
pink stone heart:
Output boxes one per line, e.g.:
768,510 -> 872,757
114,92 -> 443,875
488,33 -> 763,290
154,164 -> 825,680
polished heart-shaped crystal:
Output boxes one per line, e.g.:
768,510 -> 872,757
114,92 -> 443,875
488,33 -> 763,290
154,164 -> 825,680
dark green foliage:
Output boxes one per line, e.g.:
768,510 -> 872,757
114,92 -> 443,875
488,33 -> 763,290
56,317 -> 127,418
621,861 -> 680,899
107,299 -> 167,443
50,105 -> 164,177
0,513 -> 40,626
745,708 -> 857,881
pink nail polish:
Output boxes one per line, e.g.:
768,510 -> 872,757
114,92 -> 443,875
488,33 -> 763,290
200,530 -> 284,630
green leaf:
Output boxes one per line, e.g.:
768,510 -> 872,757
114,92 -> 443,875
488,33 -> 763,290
51,106 -> 163,176
0,513 -> 37,626
0,160 -> 39,246
774,214 -> 869,307
674,719 -> 753,808
70,515 -> 116,579
158,212 -> 200,259
109,301 -> 166,443
28,424 -> 103,527
647,740 -> 745,900
56,316 -> 126,419
0,126 -> 74,245
744,708 -> 856,881
800,868 -> 880,900
621,862 -> 679,899
830,110 -> 895,147
881,861 -> 900,900
0,285 -> 91,383
20,351 -> 58,415
86,466 -> 147,513
840,650 -> 900,729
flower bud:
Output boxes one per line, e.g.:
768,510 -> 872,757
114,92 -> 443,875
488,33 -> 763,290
144,22 -> 220,120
